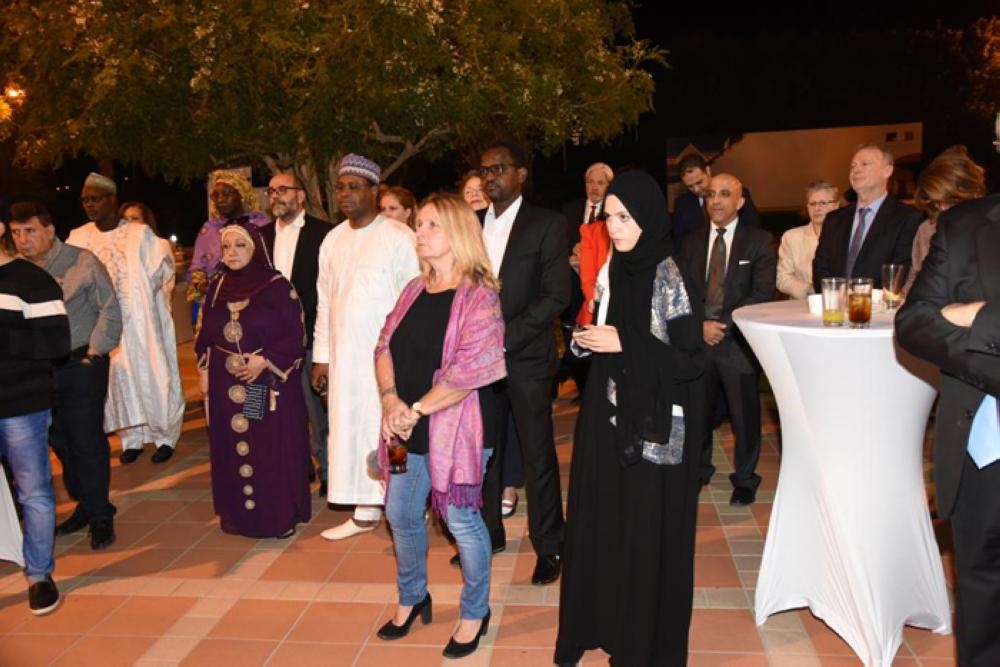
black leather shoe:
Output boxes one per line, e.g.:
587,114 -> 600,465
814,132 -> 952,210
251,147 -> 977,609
377,593 -> 432,640
729,486 -> 756,506
28,576 -> 60,616
119,448 -> 143,464
442,609 -> 490,659
531,554 -> 561,585
450,542 -> 505,568
55,510 -> 89,536
151,445 -> 174,463
89,518 -> 116,550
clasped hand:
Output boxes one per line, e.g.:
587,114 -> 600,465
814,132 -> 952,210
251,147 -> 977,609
234,353 -> 267,383
381,396 -> 418,441
572,324 -> 622,353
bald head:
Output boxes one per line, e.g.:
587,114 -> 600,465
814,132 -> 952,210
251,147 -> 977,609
706,173 -> 745,226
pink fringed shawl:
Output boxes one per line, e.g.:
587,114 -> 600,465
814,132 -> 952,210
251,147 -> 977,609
374,276 -> 507,517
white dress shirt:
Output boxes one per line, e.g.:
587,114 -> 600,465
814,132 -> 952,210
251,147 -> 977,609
273,210 -> 305,280
482,195 -> 523,275
704,216 -> 739,280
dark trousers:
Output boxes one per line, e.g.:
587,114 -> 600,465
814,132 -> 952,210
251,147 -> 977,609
50,355 -> 115,523
483,376 -> 564,556
951,454 -> 1000,666
699,340 -> 762,490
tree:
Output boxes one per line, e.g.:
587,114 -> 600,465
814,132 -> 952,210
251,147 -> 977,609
0,0 -> 664,219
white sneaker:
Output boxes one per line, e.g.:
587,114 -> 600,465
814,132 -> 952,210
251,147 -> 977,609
320,518 -> 377,541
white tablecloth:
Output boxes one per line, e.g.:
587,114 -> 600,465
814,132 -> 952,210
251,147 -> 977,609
732,300 -> 950,667
0,463 -> 24,567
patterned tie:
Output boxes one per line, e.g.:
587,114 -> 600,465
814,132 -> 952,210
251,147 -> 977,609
587,204 -> 597,225
846,207 -> 871,278
968,395 -> 1000,469
705,227 -> 727,320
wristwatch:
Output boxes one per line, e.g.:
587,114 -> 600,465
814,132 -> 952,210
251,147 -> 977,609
411,401 -> 425,418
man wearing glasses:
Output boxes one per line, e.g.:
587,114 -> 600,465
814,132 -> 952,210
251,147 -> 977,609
312,154 -> 419,540
776,180 -> 841,299
472,141 -> 570,585
260,173 -> 333,496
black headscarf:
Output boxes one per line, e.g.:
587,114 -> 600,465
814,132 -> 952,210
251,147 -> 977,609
605,170 -> 681,465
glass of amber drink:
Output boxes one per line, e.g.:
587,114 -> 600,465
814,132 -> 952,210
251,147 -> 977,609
848,277 -> 873,328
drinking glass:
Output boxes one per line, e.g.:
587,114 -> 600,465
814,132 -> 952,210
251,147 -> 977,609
881,264 -> 907,311
821,277 -> 847,327
848,277 -> 873,328
386,437 -> 408,474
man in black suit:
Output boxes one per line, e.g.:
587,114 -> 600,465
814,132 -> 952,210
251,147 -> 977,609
896,194 -> 1000,665
478,140 -> 570,585
812,143 -> 922,291
673,154 -> 760,250
261,172 -> 333,496
679,173 -> 775,506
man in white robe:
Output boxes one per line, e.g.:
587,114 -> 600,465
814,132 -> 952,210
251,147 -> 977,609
67,174 -> 185,465
312,154 -> 419,540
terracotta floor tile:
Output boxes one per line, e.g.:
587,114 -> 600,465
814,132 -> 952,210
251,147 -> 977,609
195,528 -> 261,550
50,546 -> 122,577
135,521 -> 212,549
286,601 -> 383,643
180,638 -> 278,665
0,599 -> 29,635
207,599 -> 307,640
492,604 -> 558,648
693,555 -> 742,588
90,596 -> 197,636
94,548 -> 185,578
689,609 -> 766,653
687,653 -> 770,666
491,647 -> 558,665
354,644 -> 454,667
105,521 -> 158,547
797,610 -> 857,656
698,503 -> 722,526
0,633 -> 78,663
696,526 -> 734,556
117,500 -> 190,523
259,551 -> 342,582
331,552 -> 399,583
170,501 -> 218,523
266,642 -> 361,666
52,634 -> 157,666
13,594 -> 127,635
160,547 -> 250,579
903,625 -> 956,659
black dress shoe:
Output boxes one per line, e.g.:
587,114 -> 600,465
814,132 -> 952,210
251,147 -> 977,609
377,593 -> 432,640
55,510 -> 89,536
729,486 -> 756,506
450,542 -> 506,568
119,448 -> 143,464
531,554 -> 561,585
442,609 -> 490,659
89,518 -> 116,550
151,445 -> 174,463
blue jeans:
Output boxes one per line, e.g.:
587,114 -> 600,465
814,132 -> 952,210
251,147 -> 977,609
0,409 -> 56,581
386,451 -> 492,620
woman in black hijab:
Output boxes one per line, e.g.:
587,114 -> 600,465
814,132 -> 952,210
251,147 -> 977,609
555,171 -> 706,666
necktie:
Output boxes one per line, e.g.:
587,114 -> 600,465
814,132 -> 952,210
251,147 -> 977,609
705,227 -> 727,320
968,395 -> 1000,469
845,207 -> 871,278
587,204 -> 597,225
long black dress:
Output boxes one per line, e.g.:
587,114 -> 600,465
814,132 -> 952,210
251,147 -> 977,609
556,171 -> 706,666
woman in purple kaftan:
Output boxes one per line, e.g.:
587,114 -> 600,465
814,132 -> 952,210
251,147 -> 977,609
194,221 -> 310,539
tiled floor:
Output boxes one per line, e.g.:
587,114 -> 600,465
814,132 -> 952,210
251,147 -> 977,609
0,344 -> 957,665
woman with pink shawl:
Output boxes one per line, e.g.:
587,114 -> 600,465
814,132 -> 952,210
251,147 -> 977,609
373,194 -> 506,660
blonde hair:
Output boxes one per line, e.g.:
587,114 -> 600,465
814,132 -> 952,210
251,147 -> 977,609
418,193 -> 500,291
914,145 -> 986,222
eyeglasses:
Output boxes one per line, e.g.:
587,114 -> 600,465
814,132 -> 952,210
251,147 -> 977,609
266,185 -> 304,197
807,200 -> 838,207
210,189 -> 237,200
476,163 -> 520,179
334,182 -> 373,193
80,194 -> 110,204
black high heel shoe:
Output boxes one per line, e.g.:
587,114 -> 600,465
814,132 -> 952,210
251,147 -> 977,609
442,609 -> 490,659
376,593 -> 432,640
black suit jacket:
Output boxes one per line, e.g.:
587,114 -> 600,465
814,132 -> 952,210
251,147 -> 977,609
679,217 -> 776,356
673,186 -> 760,250
812,196 -> 922,292
896,195 -> 1000,518
260,214 -> 333,347
483,200 -> 571,379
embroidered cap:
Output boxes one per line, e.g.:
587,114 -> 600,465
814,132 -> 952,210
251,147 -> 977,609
83,172 -> 117,194
338,153 -> 381,185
